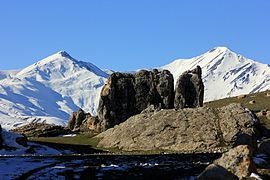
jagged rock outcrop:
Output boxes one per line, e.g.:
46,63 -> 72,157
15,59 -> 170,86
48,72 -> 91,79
68,108 -> 87,130
11,123 -> 71,137
68,108 -> 102,132
174,66 -> 204,109
97,69 -> 174,130
97,104 -> 259,152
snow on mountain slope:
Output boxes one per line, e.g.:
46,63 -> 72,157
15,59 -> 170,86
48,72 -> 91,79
1,47 -> 269,129
162,47 -> 270,101
0,51 -> 108,129
0,70 -> 19,80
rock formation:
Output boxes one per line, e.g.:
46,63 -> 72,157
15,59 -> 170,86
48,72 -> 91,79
11,123 -> 71,137
97,69 -> 174,130
174,66 -> 204,109
198,145 -> 256,179
68,108 -> 102,132
97,103 -> 259,152
68,108 -> 87,130
68,66 -> 204,132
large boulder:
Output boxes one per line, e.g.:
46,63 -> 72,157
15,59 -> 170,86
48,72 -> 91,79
174,66 -> 204,109
97,69 -> 174,130
11,123 -> 71,137
213,145 -> 256,179
97,104 -> 259,152
197,164 -> 238,180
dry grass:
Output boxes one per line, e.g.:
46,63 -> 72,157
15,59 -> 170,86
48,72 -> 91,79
205,90 -> 270,128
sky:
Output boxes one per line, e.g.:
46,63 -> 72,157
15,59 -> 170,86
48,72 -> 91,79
0,0 -> 269,71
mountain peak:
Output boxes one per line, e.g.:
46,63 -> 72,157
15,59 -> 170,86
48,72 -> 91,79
209,46 -> 230,53
56,50 -> 73,59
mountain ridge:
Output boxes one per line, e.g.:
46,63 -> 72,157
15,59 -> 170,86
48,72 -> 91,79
0,47 -> 269,129
161,47 -> 270,101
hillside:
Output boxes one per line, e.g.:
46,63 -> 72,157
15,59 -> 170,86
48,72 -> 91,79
206,90 -> 270,128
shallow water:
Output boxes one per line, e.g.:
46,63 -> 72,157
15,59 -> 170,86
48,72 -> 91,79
0,153 -> 221,179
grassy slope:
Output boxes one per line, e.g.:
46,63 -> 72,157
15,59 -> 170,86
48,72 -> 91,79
205,89 -> 270,128
29,133 -> 99,146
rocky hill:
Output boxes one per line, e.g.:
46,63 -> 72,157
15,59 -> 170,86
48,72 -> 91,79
97,103 -> 259,152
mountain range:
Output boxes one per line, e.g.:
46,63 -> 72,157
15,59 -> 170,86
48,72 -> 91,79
0,47 -> 269,129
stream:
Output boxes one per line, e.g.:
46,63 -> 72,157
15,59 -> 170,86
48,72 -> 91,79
0,153 -> 221,179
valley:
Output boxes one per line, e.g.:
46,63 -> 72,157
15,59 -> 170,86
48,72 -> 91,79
0,48 -> 270,179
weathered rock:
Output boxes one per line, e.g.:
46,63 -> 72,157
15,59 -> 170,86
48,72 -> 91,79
68,108 -> 103,132
197,164 -> 238,180
267,111 -> 270,120
140,105 -> 161,114
75,108 -> 87,128
237,94 -> 247,99
97,72 -> 135,130
67,108 -> 88,130
98,69 -> 174,130
15,135 -> 28,147
97,103 -> 259,152
249,100 -> 256,104
214,145 -> 256,179
174,66 -> 204,109
218,105 -> 258,149
258,138 -> 270,157
11,123 -> 71,137
79,116 -> 102,132
68,112 -> 77,130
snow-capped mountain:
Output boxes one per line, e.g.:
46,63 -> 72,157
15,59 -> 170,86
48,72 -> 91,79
0,51 -> 108,129
1,47 -> 269,130
162,47 -> 270,101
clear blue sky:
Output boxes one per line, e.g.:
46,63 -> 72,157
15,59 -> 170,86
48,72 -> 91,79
0,0 -> 269,71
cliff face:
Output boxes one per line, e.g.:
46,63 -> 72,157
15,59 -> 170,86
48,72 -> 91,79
97,69 -> 175,130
